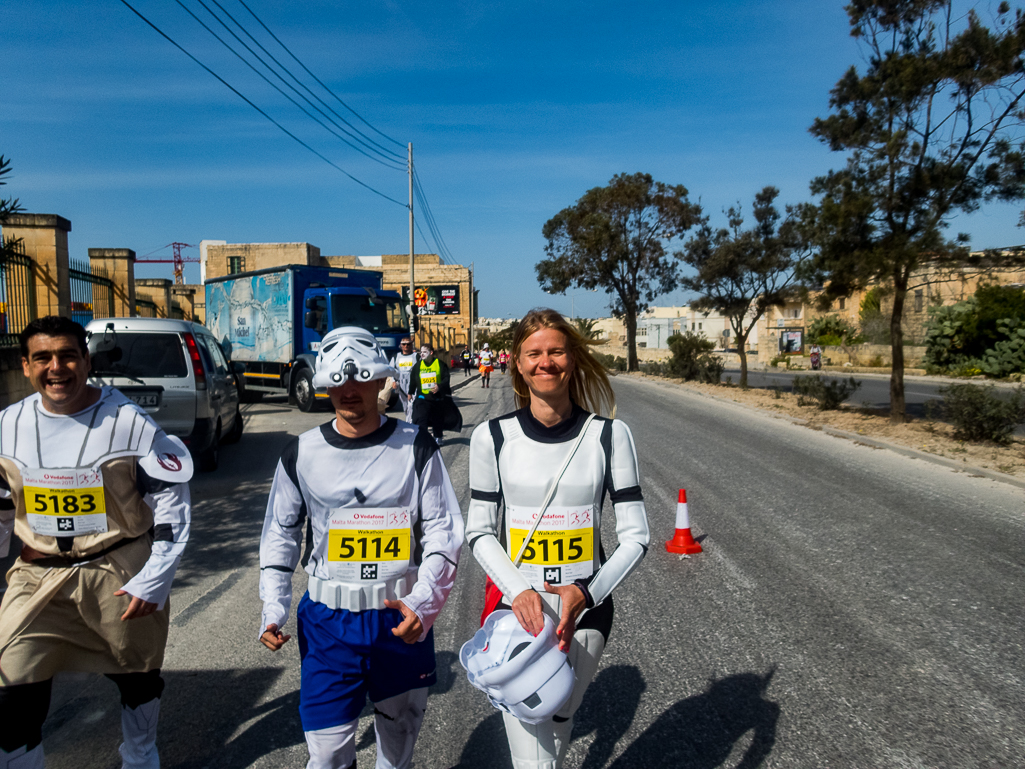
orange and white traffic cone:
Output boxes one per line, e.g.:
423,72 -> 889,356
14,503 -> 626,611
665,488 -> 702,554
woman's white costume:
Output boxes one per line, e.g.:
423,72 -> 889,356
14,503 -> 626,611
466,405 -> 649,769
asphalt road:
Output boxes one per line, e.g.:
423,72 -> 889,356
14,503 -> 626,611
29,371 -> 1025,767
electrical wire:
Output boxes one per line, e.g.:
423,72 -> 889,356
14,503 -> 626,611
234,0 -> 405,150
119,0 -> 405,207
200,0 -> 405,164
413,169 -> 455,263
176,0 -> 404,170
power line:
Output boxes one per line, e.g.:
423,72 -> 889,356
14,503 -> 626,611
234,0 -> 406,150
199,0 -> 405,164
175,0 -> 404,171
413,170 -> 455,263
119,0 -> 405,207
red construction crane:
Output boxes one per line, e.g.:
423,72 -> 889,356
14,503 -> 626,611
136,242 -> 198,285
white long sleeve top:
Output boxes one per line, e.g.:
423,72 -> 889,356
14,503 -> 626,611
465,405 -> 649,623
259,416 -> 463,641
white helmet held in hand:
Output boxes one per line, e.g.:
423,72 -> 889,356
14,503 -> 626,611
312,327 -> 397,389
459,610 -> 573,724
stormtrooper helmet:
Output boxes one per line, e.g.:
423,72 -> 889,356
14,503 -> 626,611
312,327 -> 397,389
459,610 -> 573,724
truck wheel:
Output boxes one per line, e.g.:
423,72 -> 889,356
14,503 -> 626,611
294,368 -> 316,412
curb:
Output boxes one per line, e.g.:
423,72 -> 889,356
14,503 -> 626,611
638,375 -> 1025,491
451,373 -> 481,392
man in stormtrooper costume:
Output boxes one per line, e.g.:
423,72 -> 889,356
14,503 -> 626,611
388,336 -> 417,421
259,326 -> 463,769
0,316 -> 192,769
465,308 -> 649,769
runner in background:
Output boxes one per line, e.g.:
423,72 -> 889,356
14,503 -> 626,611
478,344 -> 495,389
408,343 -> 452,447
390,337 -> 418,421
498,350 -> 509,374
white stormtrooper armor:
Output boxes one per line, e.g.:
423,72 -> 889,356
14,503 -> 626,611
460,610 -> 573,724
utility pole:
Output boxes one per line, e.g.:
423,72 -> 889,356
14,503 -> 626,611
468,261 -> 474,353
408,143 -> 416,342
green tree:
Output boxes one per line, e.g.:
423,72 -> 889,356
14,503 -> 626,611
538,173 -> 702,371
476,323 -> 517,352
805,1 -> 1025,423
680,186 -> 812,387
0,155 -> 24,258
858,287 -> 889,344
0,155 -> 21,222
572,317 -> 598,340
807,313 -> 865,362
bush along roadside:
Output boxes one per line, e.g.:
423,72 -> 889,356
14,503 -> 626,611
635,332 -> 726,383
937,383 -> 1025,444
792,375 -> 862,410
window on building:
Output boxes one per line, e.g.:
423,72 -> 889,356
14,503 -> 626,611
914,290 -> 924,312
838,298 -> 846,310
227,256 -> 245,275
698,322 -> 703,330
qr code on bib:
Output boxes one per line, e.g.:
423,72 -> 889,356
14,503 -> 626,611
360,564 -> 378,580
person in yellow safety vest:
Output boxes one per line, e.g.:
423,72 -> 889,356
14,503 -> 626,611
407,343 -> 451,447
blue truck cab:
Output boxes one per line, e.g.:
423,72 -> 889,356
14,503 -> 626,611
205,264 -> 409,411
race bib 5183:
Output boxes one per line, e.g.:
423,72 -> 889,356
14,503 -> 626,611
22,468 -> 108,537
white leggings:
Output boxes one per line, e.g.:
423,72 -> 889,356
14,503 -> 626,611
503,628 -> 606,769
304,687 -> 429,769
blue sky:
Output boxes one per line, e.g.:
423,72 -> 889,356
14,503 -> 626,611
3,0 -> 1023,319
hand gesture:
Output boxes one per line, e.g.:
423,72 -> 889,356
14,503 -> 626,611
544,582 -> 587,653
384,599 -> 423,644
113,590 -> 159,621
260,623 -> 291,651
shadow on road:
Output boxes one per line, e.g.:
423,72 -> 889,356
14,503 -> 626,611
175,429 -> 295,589
609,668 -> 779,769
573,664 -> 646,768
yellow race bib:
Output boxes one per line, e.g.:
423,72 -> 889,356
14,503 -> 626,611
22,467 -> 108,537
507,505 -> 596,587
327,507 -> 412,583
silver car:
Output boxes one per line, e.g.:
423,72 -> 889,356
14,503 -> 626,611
85,317 -> 242,471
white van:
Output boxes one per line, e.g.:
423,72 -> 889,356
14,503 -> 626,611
85,317 -> 242,471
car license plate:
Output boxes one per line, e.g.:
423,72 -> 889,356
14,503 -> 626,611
129,393 -> 160,408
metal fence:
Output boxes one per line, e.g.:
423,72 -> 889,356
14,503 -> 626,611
0,237 -> 36,347
69,258 -> 114,328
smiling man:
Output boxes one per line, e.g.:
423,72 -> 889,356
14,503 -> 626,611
258,326 -> 462,769
0,316 -> 192,769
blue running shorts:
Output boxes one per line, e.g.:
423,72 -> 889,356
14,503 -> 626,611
296,592 -> 438,731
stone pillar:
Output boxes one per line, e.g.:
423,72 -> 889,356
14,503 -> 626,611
171,286 -> 194,321
88,248 -> 136,318
135,278 -> 173,318
1,214 -> 72,319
